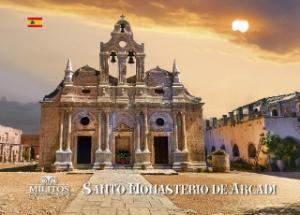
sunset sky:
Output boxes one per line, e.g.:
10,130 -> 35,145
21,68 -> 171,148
0,0 -> 300,118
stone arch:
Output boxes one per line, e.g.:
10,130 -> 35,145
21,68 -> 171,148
271,108 -> 278,117
72,110 -> 97,130
211,146 -> 216,153
220,144 -> 226,151
149,112 -> 173,132
248,143 -> 257,158
232,144 -> 240,157
112,112 -> 135,131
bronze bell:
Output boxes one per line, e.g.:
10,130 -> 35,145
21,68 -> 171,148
110,52 -> 117,63
128,51 -> 135,64
120,23 -> 125,33
128,56 -> 134,64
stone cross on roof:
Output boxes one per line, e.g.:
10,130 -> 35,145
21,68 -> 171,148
120,14 -> 125,20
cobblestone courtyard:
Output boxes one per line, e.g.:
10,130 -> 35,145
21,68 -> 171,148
0,169 -> 300,214
63,171 -> 193,215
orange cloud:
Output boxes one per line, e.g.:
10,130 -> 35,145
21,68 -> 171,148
1,0 -> 300,61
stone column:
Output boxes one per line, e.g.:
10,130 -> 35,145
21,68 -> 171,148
181,112 -> 188,152
58,111 -> 64,152
117,52 -> 127,84
144,111 -> 150,153
136,53 -> 145,83
66,111 -> 72,151
0,144 -> 2,162
8,145 -> 12,162
28,146 -> 31,161
97,112 -> 102,152
136,116 -> 141,153
105,111 -> 111,152
1,144 -> 4,162
19,145 -> 23,162
63,110 -> 73,170
100,51 -> 110,84
173,113 -> 180,153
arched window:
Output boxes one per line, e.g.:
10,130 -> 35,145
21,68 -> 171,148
211,146 -> 216,153
271,109 -> 278,117
220,144 -> 226,151
248,144 -> 257,158
232,144 -> 240,157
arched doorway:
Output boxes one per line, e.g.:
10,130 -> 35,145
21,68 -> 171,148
211,146 -> 216,153
232,144 -> 240,157
153,136 -> 169,164
248,143 -> 257,158
115,134 -> 131,165
271,109 -> 278,117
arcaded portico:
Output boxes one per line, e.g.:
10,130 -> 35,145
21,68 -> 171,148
39,16 -> 206,171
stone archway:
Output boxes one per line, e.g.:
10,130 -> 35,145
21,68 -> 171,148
114,123 -> 133,165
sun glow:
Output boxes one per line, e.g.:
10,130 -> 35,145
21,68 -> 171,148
232,20 -> 249,33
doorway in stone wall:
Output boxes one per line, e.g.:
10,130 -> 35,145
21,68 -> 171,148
77,136 -> 92,164
115,135 -> 131,165
154,136 -> 169,164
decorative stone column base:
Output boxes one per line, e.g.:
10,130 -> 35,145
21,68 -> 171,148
133,151 -> 143,169
93,150 -> 113,169
140,151 -> 153,169
54,149 -> 73,171
133,151 -> 153,169
172,151 -> 189,171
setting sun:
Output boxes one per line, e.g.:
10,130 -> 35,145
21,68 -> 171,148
232,19 -> 249,33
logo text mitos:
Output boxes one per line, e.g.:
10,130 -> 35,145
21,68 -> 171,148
29,176 -> 70,197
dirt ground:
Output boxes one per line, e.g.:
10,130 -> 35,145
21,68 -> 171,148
0,162 -> 35,169
0,172 -> 91,215
144,171 -> 300,215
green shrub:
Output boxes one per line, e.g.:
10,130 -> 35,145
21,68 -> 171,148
212,149 -> 226,156
263,132 -> 300,170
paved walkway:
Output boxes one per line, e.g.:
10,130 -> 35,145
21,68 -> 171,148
62,171 -> 195,215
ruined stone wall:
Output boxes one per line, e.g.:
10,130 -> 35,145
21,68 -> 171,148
186,105 -> 205,162
39,105 -> 60,170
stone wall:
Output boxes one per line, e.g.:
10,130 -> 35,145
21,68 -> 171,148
21,134 -> 39,160
206,116 -> 300,166
186,105 -> 205,162
205,117 -> 267,165
0,124 -> 22,162
265,117 -> 300,140
39,105 -> 61,170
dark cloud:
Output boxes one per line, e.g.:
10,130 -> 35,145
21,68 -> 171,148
2,0 -> 300,57
0,99 -> 40,133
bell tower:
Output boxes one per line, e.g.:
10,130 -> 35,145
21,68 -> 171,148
99,15 -> 145,85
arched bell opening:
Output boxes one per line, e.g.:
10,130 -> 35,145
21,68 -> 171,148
108,51 -> 119,79
127,50 -> 136,78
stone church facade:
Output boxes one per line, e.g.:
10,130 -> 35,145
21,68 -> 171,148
39,16 -> 205,171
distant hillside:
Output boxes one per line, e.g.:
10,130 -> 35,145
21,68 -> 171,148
0,99 -> 40,133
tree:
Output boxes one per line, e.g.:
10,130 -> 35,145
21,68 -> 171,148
263,132 -> 300,170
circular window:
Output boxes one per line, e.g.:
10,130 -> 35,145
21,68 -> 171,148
80,117 -> 90,126
119,41 -> 127,48
156,118 -> 165,126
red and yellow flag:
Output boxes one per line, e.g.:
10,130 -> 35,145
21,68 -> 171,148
27,17 -> 43,27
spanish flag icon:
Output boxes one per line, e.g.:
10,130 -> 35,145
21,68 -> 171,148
27,17 -> 43,27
